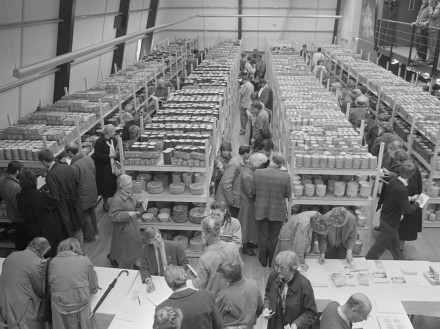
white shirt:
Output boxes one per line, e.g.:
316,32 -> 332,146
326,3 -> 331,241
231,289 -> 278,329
312,52 -> 324,66
337,306 -> 351,326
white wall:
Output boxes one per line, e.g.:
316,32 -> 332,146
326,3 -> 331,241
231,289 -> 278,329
153,0 -> 338,51
339,0 -> 362,51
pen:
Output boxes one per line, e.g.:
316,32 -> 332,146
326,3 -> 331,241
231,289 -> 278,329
138,296 -> 141,305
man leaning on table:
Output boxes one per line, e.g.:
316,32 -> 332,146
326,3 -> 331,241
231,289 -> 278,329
320,293 -> 372,329
140,227 -> 189,292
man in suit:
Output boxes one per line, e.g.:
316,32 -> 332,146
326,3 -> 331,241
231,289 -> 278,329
157,265 -> 222,329
371,123 -> 396,157
192,216 -> 240,296
38,149 -> 83,241
253,152 -> 291,267
258,79 -> 273,113
140,227 -> 189,292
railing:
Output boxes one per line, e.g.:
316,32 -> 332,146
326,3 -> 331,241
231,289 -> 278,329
375,18 -> 440,78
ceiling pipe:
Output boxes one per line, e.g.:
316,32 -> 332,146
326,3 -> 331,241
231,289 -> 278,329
12,13 -> 342,79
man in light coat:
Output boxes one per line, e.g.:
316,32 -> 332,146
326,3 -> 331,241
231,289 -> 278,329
0,237 -> 50,329
65,142 -> 99,242
215,145 -> 252,218
192,216 -> 240,297
253,152 -> 291,267
0,161 -> 25,249
239,76 -> 254,135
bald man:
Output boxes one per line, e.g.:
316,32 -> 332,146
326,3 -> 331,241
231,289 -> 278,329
320,293 -> 372,329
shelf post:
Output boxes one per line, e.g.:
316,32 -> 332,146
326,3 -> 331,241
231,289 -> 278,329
7,115 -> 13,127
117,82 -> 123,122
84,77 -> 88,90
75,116 -> 82,154
390,92 -> 397,127
117,136 -> 125,174
99,99 -> 105,128
375,88 -> 381,122
140,116 -> 144,134
42,136 -> 48,150
132,78 -> 137,112
406,105 -> 418,157
346,103 -> 351,120
359,120 -> 365,144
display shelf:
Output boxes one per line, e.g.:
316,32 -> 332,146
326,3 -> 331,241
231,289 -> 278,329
423,220 -> 440,228
147,188 -> 208,203
427,197 -> 440,204
292,167 -> 378,176
138,221 -> 200,231
0,218 -> 11,224
292,194 -> 373,206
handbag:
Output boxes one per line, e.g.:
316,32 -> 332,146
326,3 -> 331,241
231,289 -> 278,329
37,257 -> 52,322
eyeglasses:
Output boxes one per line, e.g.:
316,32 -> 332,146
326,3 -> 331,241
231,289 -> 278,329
274,264 -> 291,272
356,310 -> 370,321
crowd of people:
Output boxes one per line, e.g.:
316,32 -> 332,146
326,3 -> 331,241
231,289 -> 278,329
0,46 -> 428,329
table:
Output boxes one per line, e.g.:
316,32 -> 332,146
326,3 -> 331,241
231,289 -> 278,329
304,258 -> 440,317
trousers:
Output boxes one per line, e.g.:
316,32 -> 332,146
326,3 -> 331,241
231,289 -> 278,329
257,218 -> 283,266
240,107 -> 248,131
366,223 -> 403,260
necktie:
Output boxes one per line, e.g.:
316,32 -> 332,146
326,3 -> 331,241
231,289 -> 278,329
157,248 -> 164,276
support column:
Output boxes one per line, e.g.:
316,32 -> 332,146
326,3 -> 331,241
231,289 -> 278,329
53,0 -> 76,102
332,0 -> 341,44
111,0 -> 131,73
238,0 -> 243,40
140,0 -> 159,56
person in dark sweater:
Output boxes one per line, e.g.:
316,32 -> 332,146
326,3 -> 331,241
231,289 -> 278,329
320,293 -> 372,329
366,161 -> 422,260
156,265 -> 222,329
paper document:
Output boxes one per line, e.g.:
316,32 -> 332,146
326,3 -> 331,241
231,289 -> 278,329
375,299 -> 401,314
418,193 -> 430,208
37,176 -> 46,190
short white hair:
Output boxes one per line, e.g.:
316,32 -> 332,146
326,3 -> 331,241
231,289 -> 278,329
274,250 -> 299,270
103,124 -> 115,135
249,152 -> 267,169
122,112 -> 133,122
117,174 -> 132,188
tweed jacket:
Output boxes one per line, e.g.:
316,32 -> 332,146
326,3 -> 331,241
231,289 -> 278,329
139,240 -> 189,281
0,174 -> 23,223
318,212 -> 358,253
253,165 -> 291,222
70,153 -> 98,210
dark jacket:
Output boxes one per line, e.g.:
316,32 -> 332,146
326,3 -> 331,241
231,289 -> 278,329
216,156 -> 244,208
46,162 -> 82,236
93,136 -> 117,198
121,120 -> 140,141
17,188 -> 65,257
259,85 -> 273,110
253,165 -> 291,222
70,154 -> 98,210
139,240 -> 189,281
371,133 -> 396,157
157,288 -> 222,329
380,178 -> 419,228
0,174 -> 23,223
264,270 -> 318,329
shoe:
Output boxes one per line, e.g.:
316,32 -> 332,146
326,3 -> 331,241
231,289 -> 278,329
247,242 -> 258,249
107,254 -> 119,268
239,130 -> 246,135
242,247 -> 257,256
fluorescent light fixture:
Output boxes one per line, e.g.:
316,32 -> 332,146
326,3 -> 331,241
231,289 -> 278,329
391,58 -> 399,65
422,72 -> 430,79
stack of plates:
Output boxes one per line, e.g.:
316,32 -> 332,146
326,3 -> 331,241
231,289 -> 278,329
158,213 -> 170,222
173,235 -> 189,249
189,207 -> 208,224
173,205 -> 188,223
147,181 -> 163,194
169,182 -> 185,195
189,183 -> 205,195
189,236 -> 204,252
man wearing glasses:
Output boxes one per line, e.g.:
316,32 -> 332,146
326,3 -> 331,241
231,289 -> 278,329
320,293 -> 372,329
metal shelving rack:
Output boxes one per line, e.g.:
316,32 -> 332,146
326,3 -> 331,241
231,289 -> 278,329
322,45 -> 440,228
265,40 -> 385,256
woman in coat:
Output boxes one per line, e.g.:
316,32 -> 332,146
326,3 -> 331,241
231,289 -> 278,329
16,169 -> 65,257
212,141 -> 232,194
93,124 -> 117,212
210,200 -> 242,246
262,251 -> 318,329
238,152 -> 267,255
49,238 -> 98,329
109,174 -> 144,269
